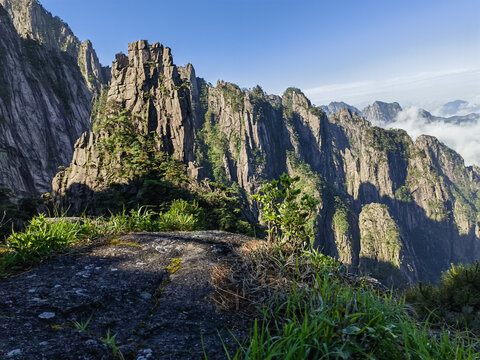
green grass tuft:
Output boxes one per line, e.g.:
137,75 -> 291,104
231,249 -> 480,359
0,200 -> 207,277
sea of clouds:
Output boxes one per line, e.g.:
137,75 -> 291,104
381,104 -> 480,167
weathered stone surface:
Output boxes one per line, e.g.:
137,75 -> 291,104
0,231 -> 251,359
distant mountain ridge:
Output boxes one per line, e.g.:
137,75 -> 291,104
439,99 -> 480,117
319,99 -> 480,126
320,101 -> 360,116
361,101 -> 403,124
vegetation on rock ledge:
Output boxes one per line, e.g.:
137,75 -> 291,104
221,175 -> 480,359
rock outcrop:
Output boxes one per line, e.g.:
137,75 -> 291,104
0,231 -> 250,359
0,0 -> 109,90
52,41 -> 197,214
53,41 -> 480,285
0,0 -> 106,199
361,101 -> 402,124
108,41 -> 194,162
320,101 -> 360,116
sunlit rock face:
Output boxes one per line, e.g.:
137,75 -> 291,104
53,39 -> 480,285
0,0 -> 109,90
361,101 -> 402,125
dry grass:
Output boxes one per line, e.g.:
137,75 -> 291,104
209,239 -> 339,316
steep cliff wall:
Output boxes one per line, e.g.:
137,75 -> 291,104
0,1 -> 106,199
52,41 -> 195,213
0,0 -> 109,90
53,41 -> 480,285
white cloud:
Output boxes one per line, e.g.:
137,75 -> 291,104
303,68 -> 480,110
382,107 -> 480,167
431,99 -> 480,117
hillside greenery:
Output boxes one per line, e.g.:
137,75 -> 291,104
406,261 -> 480,333
60,107 -> 252,235
228,175 -> 480,358
0,201 -> 205,277
1,174 -> 480,357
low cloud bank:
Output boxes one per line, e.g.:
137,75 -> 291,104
381,107 -> 480,166
432,99 -> 480,117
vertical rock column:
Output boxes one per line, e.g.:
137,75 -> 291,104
107,40 -> 194,162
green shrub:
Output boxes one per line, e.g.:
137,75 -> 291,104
252,173 -> 318,248
395,185 -> 413,202
106,206 -> 159,233
405,261 -> 480,332
332,196 -> 350,236
308,106 -> 324,117
1,214 -> 88,273
158,199 -> 205,231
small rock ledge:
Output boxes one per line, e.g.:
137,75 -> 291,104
0,231 -> 252,359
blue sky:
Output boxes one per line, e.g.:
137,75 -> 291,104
40,0 -> 480,109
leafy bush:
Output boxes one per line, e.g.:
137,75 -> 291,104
252,173 -> 318,248
106,206 -> 159,233
332,196 -> 350,236
395,185 -> 413,202
406,261 -> 480,332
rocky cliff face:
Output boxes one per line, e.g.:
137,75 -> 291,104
52,41 -> 196,214
53,41 -> 480,285
0,0 -> 106,199
362,101 -> 402,124
0,0 -> 109,90
320,101 -> 360,116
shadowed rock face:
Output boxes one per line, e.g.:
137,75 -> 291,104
52,40 -> 480,285
0,0 -> 109,90
0,5 -> 89,198
0,0 -> 108,199
0,231 -> 251,359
